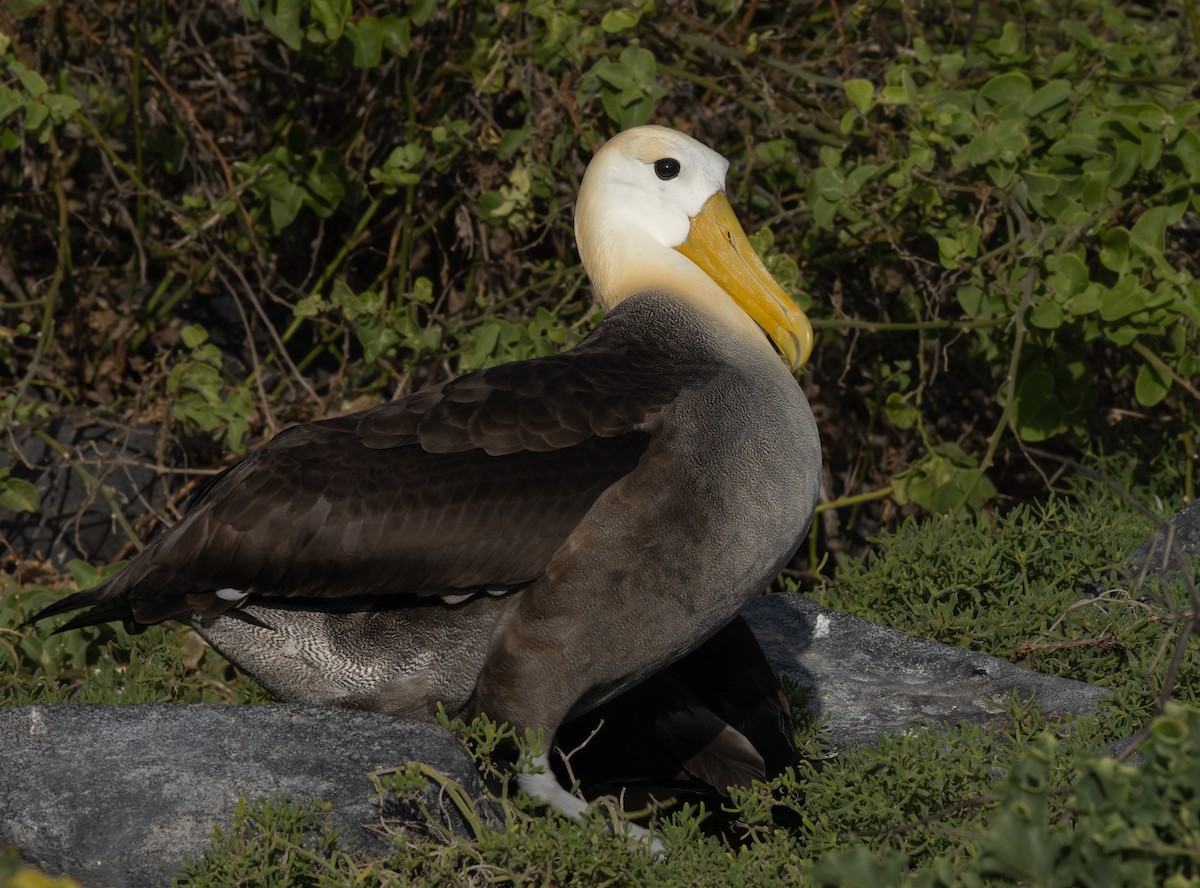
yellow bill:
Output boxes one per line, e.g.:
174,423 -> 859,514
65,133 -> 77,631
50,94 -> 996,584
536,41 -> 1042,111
676,192 -> 813,371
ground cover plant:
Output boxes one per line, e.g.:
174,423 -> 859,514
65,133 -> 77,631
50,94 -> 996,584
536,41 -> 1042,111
2,0 -> 1200,884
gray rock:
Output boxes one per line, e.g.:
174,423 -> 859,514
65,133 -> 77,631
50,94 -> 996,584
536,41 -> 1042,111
1131,499 -> 1200,581
0,420 -> 177,569
743,594 -> 1108,754
0,704 -> 491,887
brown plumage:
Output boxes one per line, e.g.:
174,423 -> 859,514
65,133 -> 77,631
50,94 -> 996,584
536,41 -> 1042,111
34,315 -> 691,626
27,126 -> 822,840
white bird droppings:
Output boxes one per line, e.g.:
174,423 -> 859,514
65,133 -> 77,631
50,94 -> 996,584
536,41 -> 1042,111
814,613 -> 832,639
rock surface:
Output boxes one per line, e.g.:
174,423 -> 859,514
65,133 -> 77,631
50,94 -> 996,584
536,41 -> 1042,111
743,594 -> 1107,754
0,704 -> 488,887
1131,498 -> 1200,580
0,420 -> 176,569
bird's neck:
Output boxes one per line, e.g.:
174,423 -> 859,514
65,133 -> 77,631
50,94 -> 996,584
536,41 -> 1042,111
595,251 -> 781,367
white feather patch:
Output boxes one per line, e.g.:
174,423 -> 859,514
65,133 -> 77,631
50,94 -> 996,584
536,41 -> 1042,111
215,587 -> 249,603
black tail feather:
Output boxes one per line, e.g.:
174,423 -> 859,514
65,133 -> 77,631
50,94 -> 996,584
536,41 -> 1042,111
50,600 -> 139,634
20,581 -> 133,633
20,589 -> 104,628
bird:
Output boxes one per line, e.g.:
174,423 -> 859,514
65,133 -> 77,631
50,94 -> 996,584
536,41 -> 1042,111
26,124 -> 822,835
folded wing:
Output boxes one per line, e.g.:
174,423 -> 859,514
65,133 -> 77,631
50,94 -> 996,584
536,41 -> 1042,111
30,327 -> 697,629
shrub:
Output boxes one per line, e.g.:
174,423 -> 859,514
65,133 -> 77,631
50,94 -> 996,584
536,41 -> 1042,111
1,2 -> 1196,553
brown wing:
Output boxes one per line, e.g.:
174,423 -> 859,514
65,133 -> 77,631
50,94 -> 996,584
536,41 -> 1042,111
33,313 -> 701,628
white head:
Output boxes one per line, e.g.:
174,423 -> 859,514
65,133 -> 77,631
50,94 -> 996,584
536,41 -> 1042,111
574,125 -> 812,370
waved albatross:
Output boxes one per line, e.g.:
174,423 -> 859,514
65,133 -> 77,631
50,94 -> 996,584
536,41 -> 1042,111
27,125 -> 822,833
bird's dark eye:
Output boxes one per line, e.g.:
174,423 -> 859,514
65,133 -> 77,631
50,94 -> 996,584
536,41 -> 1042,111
654,158 -> 681,180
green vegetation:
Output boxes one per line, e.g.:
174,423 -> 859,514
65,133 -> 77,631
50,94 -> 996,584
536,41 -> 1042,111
809,482 -> 1198,740
2,0 -> 1198,540
3,0 -> 1200,884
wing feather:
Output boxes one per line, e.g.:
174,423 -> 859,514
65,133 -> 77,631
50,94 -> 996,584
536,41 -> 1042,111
32,311 -> 702,629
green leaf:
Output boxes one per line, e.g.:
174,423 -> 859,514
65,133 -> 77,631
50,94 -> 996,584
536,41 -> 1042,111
1110,139 -> 1140,189
181,323 -> 209,348
1014,368 -> 1068,441
1140,133 -> 1162,170
844,79 -> 875,114
937,53 -> 965,80
986,21 -> 1024,58
44,93 -> 81,123
1048,133 -> 1100,157
885,393 -> 919,430
1066,282 -> 1101,315
1110,102 -> 1171,134
1172,130 -> 1200,178
936,235 -> 962,268
590,46 -> 664,128
309,0 -> 350,42
496,126 -> 531,160
303,153 -> 346,212
380,15 -> 412,56
600,8 -> 639,33
1098,228 -> 1131,273
1129,205 -> 1171,261
478,189 -> 513,222
957,284 -> 984,316
1029,298 -> 1063,330
269,186 -> 303,230
891,445 -> 996,514
261,0 -> 303,50
410,276 -> 434,305
1060,20 -> 1098,50
1026,79 -> 1072,117
66,558 -> 104,590
1080,169 -> 1111,212
293,293 -> 325,318
1099,276 -> 1148,322
23,100 -> 49,134
978,71 -> 1033,107
813,847 -> 910,888
845,163 -> 887,193
810,196 -> 837,228
809,168 -> 844,202
410,0 -> 436,27
346,17 -> 383,68
0,87 -> 22,124
1046,251 -> 1088,298
1134,361 -> 1170,406
877,67 -> 916,107
0,476 -> 40,513
10,60 -> 48,97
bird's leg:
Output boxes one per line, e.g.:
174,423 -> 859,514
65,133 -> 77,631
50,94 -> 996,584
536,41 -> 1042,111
505,735 -> 663,853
